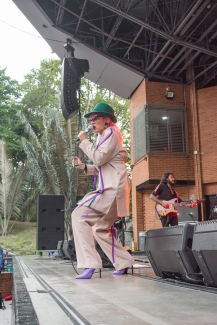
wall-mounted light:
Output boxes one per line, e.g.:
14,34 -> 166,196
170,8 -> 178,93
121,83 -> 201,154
166,86 -> 174,100
162,116 -> 167,120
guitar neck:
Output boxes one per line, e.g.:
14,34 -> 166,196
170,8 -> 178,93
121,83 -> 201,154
164,198 -> 205,207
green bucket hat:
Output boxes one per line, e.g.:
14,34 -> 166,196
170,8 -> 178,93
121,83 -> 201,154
84,102 -> 117,123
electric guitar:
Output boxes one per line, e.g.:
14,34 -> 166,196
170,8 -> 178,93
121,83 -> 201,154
155,198 -> 205,215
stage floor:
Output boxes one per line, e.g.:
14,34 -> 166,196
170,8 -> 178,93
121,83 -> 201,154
14,254 -> 217,325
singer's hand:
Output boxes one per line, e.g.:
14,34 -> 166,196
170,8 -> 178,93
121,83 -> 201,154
72,156 -> 85,169
77,131 -> 87,142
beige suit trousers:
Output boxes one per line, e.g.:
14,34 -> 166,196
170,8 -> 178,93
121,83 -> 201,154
71,199 -> 134,270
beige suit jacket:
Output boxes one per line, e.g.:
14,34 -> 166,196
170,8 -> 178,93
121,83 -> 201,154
79,127 -> 130,216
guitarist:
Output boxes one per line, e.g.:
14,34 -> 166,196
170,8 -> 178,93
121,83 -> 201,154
150,172 -> 181,227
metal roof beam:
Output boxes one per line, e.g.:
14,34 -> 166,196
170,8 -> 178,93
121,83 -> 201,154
146,72 -> 181,84
164,2 -> 217,76
198,66 -> 217,88
51,0 -> 172,59
179,0 -> 211,37
102,0 -> 133,51
164,30 -> 217,78
175,32 -> 217,77
90,27 -> 172,59
90,0 -> 217,65
162,47 -> 186,75
146,0 -> 204,71
75,0 -> 87,34
187,60 -> 217,84
56,0 -> 67,25
123,26 -> 143,58
149,0 -> 170,34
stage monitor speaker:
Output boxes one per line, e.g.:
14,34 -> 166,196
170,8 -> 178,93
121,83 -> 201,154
37,195 -> 65,250
192,220 -> 217,287
61,57 -> 89,120
177,205 -> 202,223
94,240 -> 113,268
61,238 -> 113,266
145,223 -> 201,283
57,240 -> 65,258
62,239 -> 76,261
72,196 -> 83,208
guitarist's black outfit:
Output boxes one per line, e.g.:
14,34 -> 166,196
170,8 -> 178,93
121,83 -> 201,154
152,184 -> 182,227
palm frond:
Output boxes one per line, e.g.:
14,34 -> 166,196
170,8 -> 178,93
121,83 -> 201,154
6,163 -> 28,226
21,138 -> 47,192
0,140 -> 14,235
16,110 -> 42,149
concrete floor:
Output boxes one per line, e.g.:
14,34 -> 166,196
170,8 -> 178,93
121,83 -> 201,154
0,299 -> 12,325
13,255 -> 217,325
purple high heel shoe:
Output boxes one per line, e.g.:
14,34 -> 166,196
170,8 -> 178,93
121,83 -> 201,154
76,268 -> 95,279
113,267 -> 128,275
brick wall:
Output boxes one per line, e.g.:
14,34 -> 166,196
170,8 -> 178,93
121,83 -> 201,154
148,153 -> 195,181
197,86 -> 217,185
0,272 -> 12,298
146,80 -> 184,105
129,79 -> 212,247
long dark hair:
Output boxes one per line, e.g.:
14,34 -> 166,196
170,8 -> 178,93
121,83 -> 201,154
160,172 -> 175,184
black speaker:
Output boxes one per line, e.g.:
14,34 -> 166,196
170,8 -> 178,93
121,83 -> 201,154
57,240 -> 65,258
192,220 -> 217,287
62,239 -> 76,261
72,196 -> 83,208
37,195 -> 64,250
145,223 -> 201,283
177,205 -> 202,223
61,57 -> 89,120
95,240 -> 113,268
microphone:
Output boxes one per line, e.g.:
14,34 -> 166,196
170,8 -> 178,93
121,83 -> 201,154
76,125 -> 93,142
188,212 -> 196,223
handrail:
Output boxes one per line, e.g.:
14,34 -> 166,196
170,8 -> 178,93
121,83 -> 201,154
9,249 -> 36,255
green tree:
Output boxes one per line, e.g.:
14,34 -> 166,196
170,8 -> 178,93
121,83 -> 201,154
20,59 -> 62,140
0,59 -> 131,226
0,140 -> 27,236
17,107 -> 80,234
0,68 -> 26,165
21,59 -> 62,110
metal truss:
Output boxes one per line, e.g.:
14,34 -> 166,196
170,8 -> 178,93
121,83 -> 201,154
56,0 -> 67,25
36,0 -> 217,88
198,66 -> 217,88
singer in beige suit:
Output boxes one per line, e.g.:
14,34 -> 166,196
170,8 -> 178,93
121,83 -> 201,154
71,102 -> 134,279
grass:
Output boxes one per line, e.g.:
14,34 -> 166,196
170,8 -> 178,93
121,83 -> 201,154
0,221 -> 37,255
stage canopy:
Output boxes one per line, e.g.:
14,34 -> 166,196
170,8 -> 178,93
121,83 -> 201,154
13,0 -> 217,97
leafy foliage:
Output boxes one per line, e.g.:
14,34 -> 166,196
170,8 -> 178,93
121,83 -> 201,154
0,141 -> 28,235
0,68 -> 26,165
0,58 -> 131,231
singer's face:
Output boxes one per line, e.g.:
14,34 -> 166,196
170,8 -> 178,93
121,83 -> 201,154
88,114 -> 107,134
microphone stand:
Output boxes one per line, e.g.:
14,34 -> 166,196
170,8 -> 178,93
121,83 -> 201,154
188,212 -> 196,224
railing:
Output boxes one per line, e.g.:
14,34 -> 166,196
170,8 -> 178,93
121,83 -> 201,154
8,249 -> 36,255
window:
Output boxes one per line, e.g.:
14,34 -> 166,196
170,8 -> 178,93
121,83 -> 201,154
133,104 -> 187,161
133,105 -> 148,161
